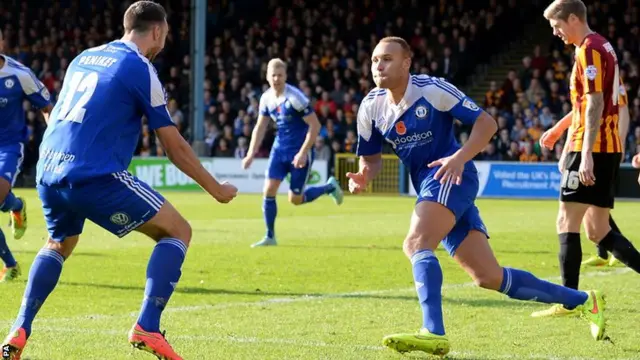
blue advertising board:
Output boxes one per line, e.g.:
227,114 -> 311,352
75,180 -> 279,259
476,162 -> 562,199
409,161 -> 562,199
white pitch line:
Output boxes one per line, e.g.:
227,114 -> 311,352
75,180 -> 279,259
20,267 -> 631,326
34,326 -> 627,360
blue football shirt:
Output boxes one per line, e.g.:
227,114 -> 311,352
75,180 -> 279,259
259,84 -> 314,154
356,74 -> 484,185
0,55 -> 51,146
37,40 -> 174,186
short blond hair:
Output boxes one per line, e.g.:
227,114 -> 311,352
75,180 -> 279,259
543,0 -> 587,22
267,58 -> 287,71
379,36 -> 412,57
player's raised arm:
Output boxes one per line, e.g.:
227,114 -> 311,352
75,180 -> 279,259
132,62 -> 237,203
15,66 -> 53,124
347,99 -> 384,194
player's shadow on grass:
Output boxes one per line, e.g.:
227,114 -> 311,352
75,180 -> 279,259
57,281 -> 528,308
13,250 -> 108,257
282,245 -> 553,255
495,249 -> 553,255
279,244 -> 403,251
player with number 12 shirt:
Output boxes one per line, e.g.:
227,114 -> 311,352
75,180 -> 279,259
2,2 -> 237,360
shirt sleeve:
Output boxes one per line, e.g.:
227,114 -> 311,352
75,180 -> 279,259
15,67 -> 52,109
258,92 -> 270,117
426,77 -> 483,125
288,86 -> 314,116
355,100 -> 384,156
576,45 -> 605,94
129,60 -> 174,130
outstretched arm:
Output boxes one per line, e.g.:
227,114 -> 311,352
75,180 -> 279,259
349,97 -> 384,193
359,153 -> 382,182
155,126 -> 235,203
132,61 -> 236,203
246,115 -> 270,157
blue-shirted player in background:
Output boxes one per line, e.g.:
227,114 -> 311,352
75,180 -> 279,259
347,37 -> 608,357
1,2 -> 237,360
0,29 -> 53,283
242,58 -> 343,248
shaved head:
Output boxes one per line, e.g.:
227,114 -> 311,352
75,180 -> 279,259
378,36 -> 412,58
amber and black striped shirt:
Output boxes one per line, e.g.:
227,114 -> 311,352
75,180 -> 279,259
568,33 -> 622,153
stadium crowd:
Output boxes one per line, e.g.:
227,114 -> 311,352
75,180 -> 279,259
2,0 -> 638,184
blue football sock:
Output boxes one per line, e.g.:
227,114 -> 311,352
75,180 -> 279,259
0,192 -> 22,212
302,183 -> 335,204
0,228 -> 17,268
11,248 -> 65,338
500,267 -> 588,309
411,249 -> 445,336
137,238 -> 188,333
263,197 -> 277,238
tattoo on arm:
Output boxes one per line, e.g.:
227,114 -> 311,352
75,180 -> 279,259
583,93 -> 604,152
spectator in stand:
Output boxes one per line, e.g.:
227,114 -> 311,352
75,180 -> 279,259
9,0 -> 625,187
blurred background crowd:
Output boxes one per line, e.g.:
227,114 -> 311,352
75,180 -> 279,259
2,0 -> 638,182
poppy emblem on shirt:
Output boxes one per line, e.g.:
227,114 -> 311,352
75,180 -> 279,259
395,121 -> 407,135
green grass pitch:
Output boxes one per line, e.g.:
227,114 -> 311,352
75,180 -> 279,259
1,190 -> 639,359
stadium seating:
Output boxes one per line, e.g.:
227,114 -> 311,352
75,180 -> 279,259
3,0 -> 637,185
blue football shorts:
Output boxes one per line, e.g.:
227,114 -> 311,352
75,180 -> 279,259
415,166 -> 489,256
38,170 -> 165,242
0,143 -> 24,187
266,147 -> 315,195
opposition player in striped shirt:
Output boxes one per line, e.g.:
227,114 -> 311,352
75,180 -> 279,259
532,0 -> 640,319
540,78 -> 632,269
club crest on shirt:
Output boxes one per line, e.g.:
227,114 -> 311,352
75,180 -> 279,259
4,79 -> 14,89
415,105 -> 428,118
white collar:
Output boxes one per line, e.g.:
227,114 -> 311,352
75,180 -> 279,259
119,40 -> 141,54
386,76 -> 412,113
